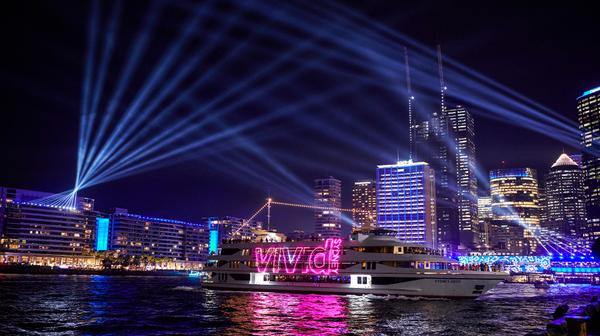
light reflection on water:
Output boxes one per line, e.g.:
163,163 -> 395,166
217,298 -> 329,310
1,275 -> 600,336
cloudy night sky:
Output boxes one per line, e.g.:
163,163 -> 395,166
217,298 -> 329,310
1,0 -> 598,233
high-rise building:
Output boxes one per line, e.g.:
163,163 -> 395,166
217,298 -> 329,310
489,168 -> 541,254
408,47 -> 460,252
412,116 -> 459,251
545,154 -> 587,250
577,86 -> 600,246
446,105 -> 479,249
108,208 -> 208,266
477,196 -> 492,250
376,161 -> 437,247
352,180 -> 377,232
0,187 -> 98,266
314,177 -> 342,238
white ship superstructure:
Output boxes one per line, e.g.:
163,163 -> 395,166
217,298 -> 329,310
203,232 -> 506,298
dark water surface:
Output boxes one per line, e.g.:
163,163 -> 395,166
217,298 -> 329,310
0,274 -> 598,335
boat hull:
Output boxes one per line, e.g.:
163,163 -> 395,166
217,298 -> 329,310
203,276 -> 505,298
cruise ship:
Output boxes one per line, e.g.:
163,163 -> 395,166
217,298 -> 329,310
203,231 -> 507,298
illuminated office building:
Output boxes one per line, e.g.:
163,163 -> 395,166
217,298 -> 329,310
0,187 -> 98,266
376,161 -> 437,247
446,105 -> 479,249
577,86 -> 600,246
544,154 -> 587,249
477,196 -> 492,250
314,177 -> 342,238
109,208 -> 208,266
489,168 -> 541,254
412,111 -> 459,251
352,180 -> 377,232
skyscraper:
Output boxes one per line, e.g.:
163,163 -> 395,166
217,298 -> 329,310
408,47 -> 459,251
489,168 -> 541,254
446,105 -> 479,249
577,86 -> 600,246
477,196 -> 492,250
544,154 -> 587,249
411,114 -> 459,251
352,180 -> 377,232
314,177 -> 342,238
376,161 -> 437,247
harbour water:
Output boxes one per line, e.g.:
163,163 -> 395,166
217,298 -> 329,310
1,274 -> 599,335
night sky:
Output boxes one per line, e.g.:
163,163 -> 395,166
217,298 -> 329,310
1,1 -> 598,233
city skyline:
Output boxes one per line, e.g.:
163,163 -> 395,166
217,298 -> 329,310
0,1 -> 598,235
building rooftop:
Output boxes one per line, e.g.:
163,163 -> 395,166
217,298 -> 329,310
551,153 -> 578,168
578,86 -> 600,99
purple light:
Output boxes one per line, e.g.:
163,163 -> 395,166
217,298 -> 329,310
254,238 -> 342,275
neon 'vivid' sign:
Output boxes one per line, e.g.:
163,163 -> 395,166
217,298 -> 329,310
254,238 -> 342,275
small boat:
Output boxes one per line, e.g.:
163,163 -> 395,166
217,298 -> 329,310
534,280 -> 550,289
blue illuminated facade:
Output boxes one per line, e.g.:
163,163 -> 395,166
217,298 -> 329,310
489,168 -> 531,180
208,217 -> 218,256
458,255 -> 551,273
376,161 -> 437,247
95,217 -> 109,251
578,86 -> 600,99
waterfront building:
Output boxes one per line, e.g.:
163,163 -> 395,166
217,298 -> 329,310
376,160 -> 437,247
314,177 -> 342,238
0,187 -> 98,267
477,196 -> 492,250
206,216 -> 261,242
489,168 -> 541,255
352,180 -> 377,232
545,154 -> 587,249
109,208 -> 207,268
577,86 -> 600,246
446,105 -> 479,249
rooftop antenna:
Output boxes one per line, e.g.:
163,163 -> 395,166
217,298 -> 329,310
267,189 -> 272,231
396,147 -> 400,163
437,44 -> 447,115
404,46 -> 415,160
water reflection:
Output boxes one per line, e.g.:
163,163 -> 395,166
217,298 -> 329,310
220,292 -> 351,335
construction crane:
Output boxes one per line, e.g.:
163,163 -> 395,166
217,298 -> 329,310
232,198 -> 368,236
437,44 -> 447,115
404,46 -> 416,160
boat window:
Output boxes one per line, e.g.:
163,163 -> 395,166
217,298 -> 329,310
221,248 -> 240,255
358,277 -> 362,284
230,273 -> 250,281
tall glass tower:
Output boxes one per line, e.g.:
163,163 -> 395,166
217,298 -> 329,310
544,153 -> 587,250
489,168 -> 541,254
376,161 -> 437,247
577,86 -> 600,247
352,180 -> 377,232
314,177 -> 342,238
446,105 -> 479,249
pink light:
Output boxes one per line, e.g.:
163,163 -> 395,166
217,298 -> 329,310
255,247 -> 276,272
253,238 -> 342,276
281,247 -> 306,274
